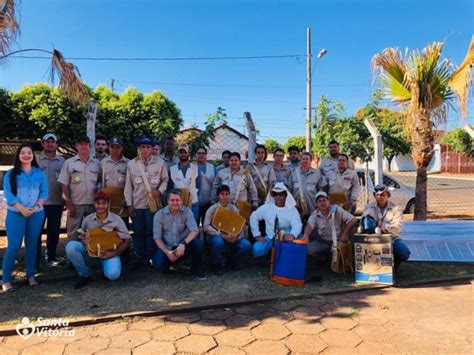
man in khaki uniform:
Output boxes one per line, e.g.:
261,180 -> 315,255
249,145 -> 276,206
303,191 -> 357,264
211,152 -> 258,209
362,184 -> 410,270
328,154 -> 360,214
93,135 -> 109,162
319,140 -> 355,181
161,136 -> 179,169
58,136 -> 100,242
216,150 -> 231,172
272,148 -> 292,185
37,133 -> 65,266
124,136 -> 169,266
288,152 -> 327,215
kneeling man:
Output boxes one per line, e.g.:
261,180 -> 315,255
250,182 -> 303,257
303,191 -> 357,265
204,185 -> 251,274
152,189 -> 206,280
66,191 -> 131,289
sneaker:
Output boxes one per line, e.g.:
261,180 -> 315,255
192,269 -> 207,281
73,276 -> 92,289
47,259 -> 60,267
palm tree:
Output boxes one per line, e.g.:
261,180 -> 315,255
373,40 -> 473,220
0,0 -> 19,57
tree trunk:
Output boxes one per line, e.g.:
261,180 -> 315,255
414,167 -> 428,220
387,156 -> 394,172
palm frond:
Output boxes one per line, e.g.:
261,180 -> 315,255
0,0 -> 20,56
51,49 -> 89,104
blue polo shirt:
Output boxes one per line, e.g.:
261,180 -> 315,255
3,167 -> 49,212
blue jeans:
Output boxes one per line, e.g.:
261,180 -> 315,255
65,241 -> 122,280
252,236 -> 274,257
191,202 -> 199,225
393,238 -> 411,265
132,208 -> 156,262
37,204 -> 63,263
152,238 -> 204,273
208,235 -> 251,267
2,210 -> 45,283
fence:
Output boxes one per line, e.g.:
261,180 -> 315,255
440,144 -> 474,174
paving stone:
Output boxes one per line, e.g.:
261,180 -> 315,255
251,322 -> 291,340
320,316 -> 358,330
111,330 -> 151,349
285,334 -> 328,353
152,324 -> 189,341
244,340 -> 289,355
208,346 -> 246,355
200,308 -> 234,320
188,320 -> 226,335
353,324 -> 392,343
132,340 -> 175,355
64,337 -> 110,354
292,306 -> 324,320
321,346 -> 358,354
21,341 -> 66,355
91,322 -> 128,338
127,317 -> 165,331
225,314 -> 261,329
214,329 -> 255,347
285,319 -> 325,335
260,312 -> 293,324
356,340 -> 400,354
352,313 -> 388,326
3,334 -> 46,349
319,329 -> 362,348
164,312 -> 201,324
300,299 -> 325,308
271,300 -> 303,312
95,348 -> 131,355
175,334 -> 217,353
234,304 -> 269,315
0,347 -> 19,355
319,304 -> 355,317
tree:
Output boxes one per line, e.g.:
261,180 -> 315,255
263,139 -> 282,153
283,136 -> 306,153
185,107 -> 227,156
442,129 -> 473,156
0,0 -> 19,56
373,41 -> 470,220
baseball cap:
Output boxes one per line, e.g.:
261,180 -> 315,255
109,136 -> 123,146
136,135 -> 156,146
373,184 -> 389,195
42,133 -> 58,142
271,182 -> 287,194
76,135 -> 91,144
177,143 -> 189,153
315,191 -> 329,201
94,191 -> 110,202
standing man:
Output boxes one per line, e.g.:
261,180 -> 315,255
58,136 -> 100,242
93,135 -> 109,162
272,148 -> 292,185
161,136 -> 179,169
152,142 -> 161,156
169,144 -> 200,223
124,136 -> 168,267
288,152 -> 327,216
362,184 -> 410,271
152,189 -> 205,279
37,133 -> 65,267
249,144 -> 276,206
319,140 -> 354,180
287,145 -> 301,171
195,146 -> 216,225
100,137 -> 129,221
328,154 -> 360,214
216,150 -> 231,172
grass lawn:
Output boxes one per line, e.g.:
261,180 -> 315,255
0,254 -> 472,326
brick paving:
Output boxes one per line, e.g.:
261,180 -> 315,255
1,281 -> 472,354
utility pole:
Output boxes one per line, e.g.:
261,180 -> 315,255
111,78 -> 115,92
305,27 -> 312,153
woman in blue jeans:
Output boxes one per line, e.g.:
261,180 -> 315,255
2,144 -> 48,292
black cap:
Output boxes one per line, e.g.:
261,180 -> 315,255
76,135 -> 91,144
109,136 -> 124,146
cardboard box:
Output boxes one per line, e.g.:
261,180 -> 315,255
354,234 -> 393,285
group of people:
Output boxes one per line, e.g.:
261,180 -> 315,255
1,133 -> 410,292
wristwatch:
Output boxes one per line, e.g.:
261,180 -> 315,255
181,239 -> 188,246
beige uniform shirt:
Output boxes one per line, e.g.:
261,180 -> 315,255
58,155 -> 100,205
249,162 -> 276,205
319,156 -> 355,182
203,202 -> 240,237
289,167 -> 328,213
328,168 -> 361,202
101,155 -> 129,189
363,201 -> 403,238
82,211 -> 131,240
272,163 -> 292,185
307,205 -> 355,242
211,167 -> 258,207
38,152 -> 65,205
161,153 -> 180,169
124,156 -> 169,209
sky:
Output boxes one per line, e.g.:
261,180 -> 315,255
1,0 -> 473,144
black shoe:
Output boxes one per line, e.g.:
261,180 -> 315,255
229,260 -> 241,271
192,269 -> 207,281
211,265 -> 223,276
73,276 -> 92,289
306,274 -> 322,283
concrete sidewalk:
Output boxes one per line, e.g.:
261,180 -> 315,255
1,281 -> 472,354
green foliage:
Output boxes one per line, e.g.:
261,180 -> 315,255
263,139 -> 282,153
186,107 -> 227,156
442,129 -> 473,156
283,135 -> 306,153
1,83 -> 182,156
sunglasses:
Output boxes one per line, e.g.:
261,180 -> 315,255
272,192 -> 287,197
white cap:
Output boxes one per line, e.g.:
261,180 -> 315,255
42,133 -> 58,141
